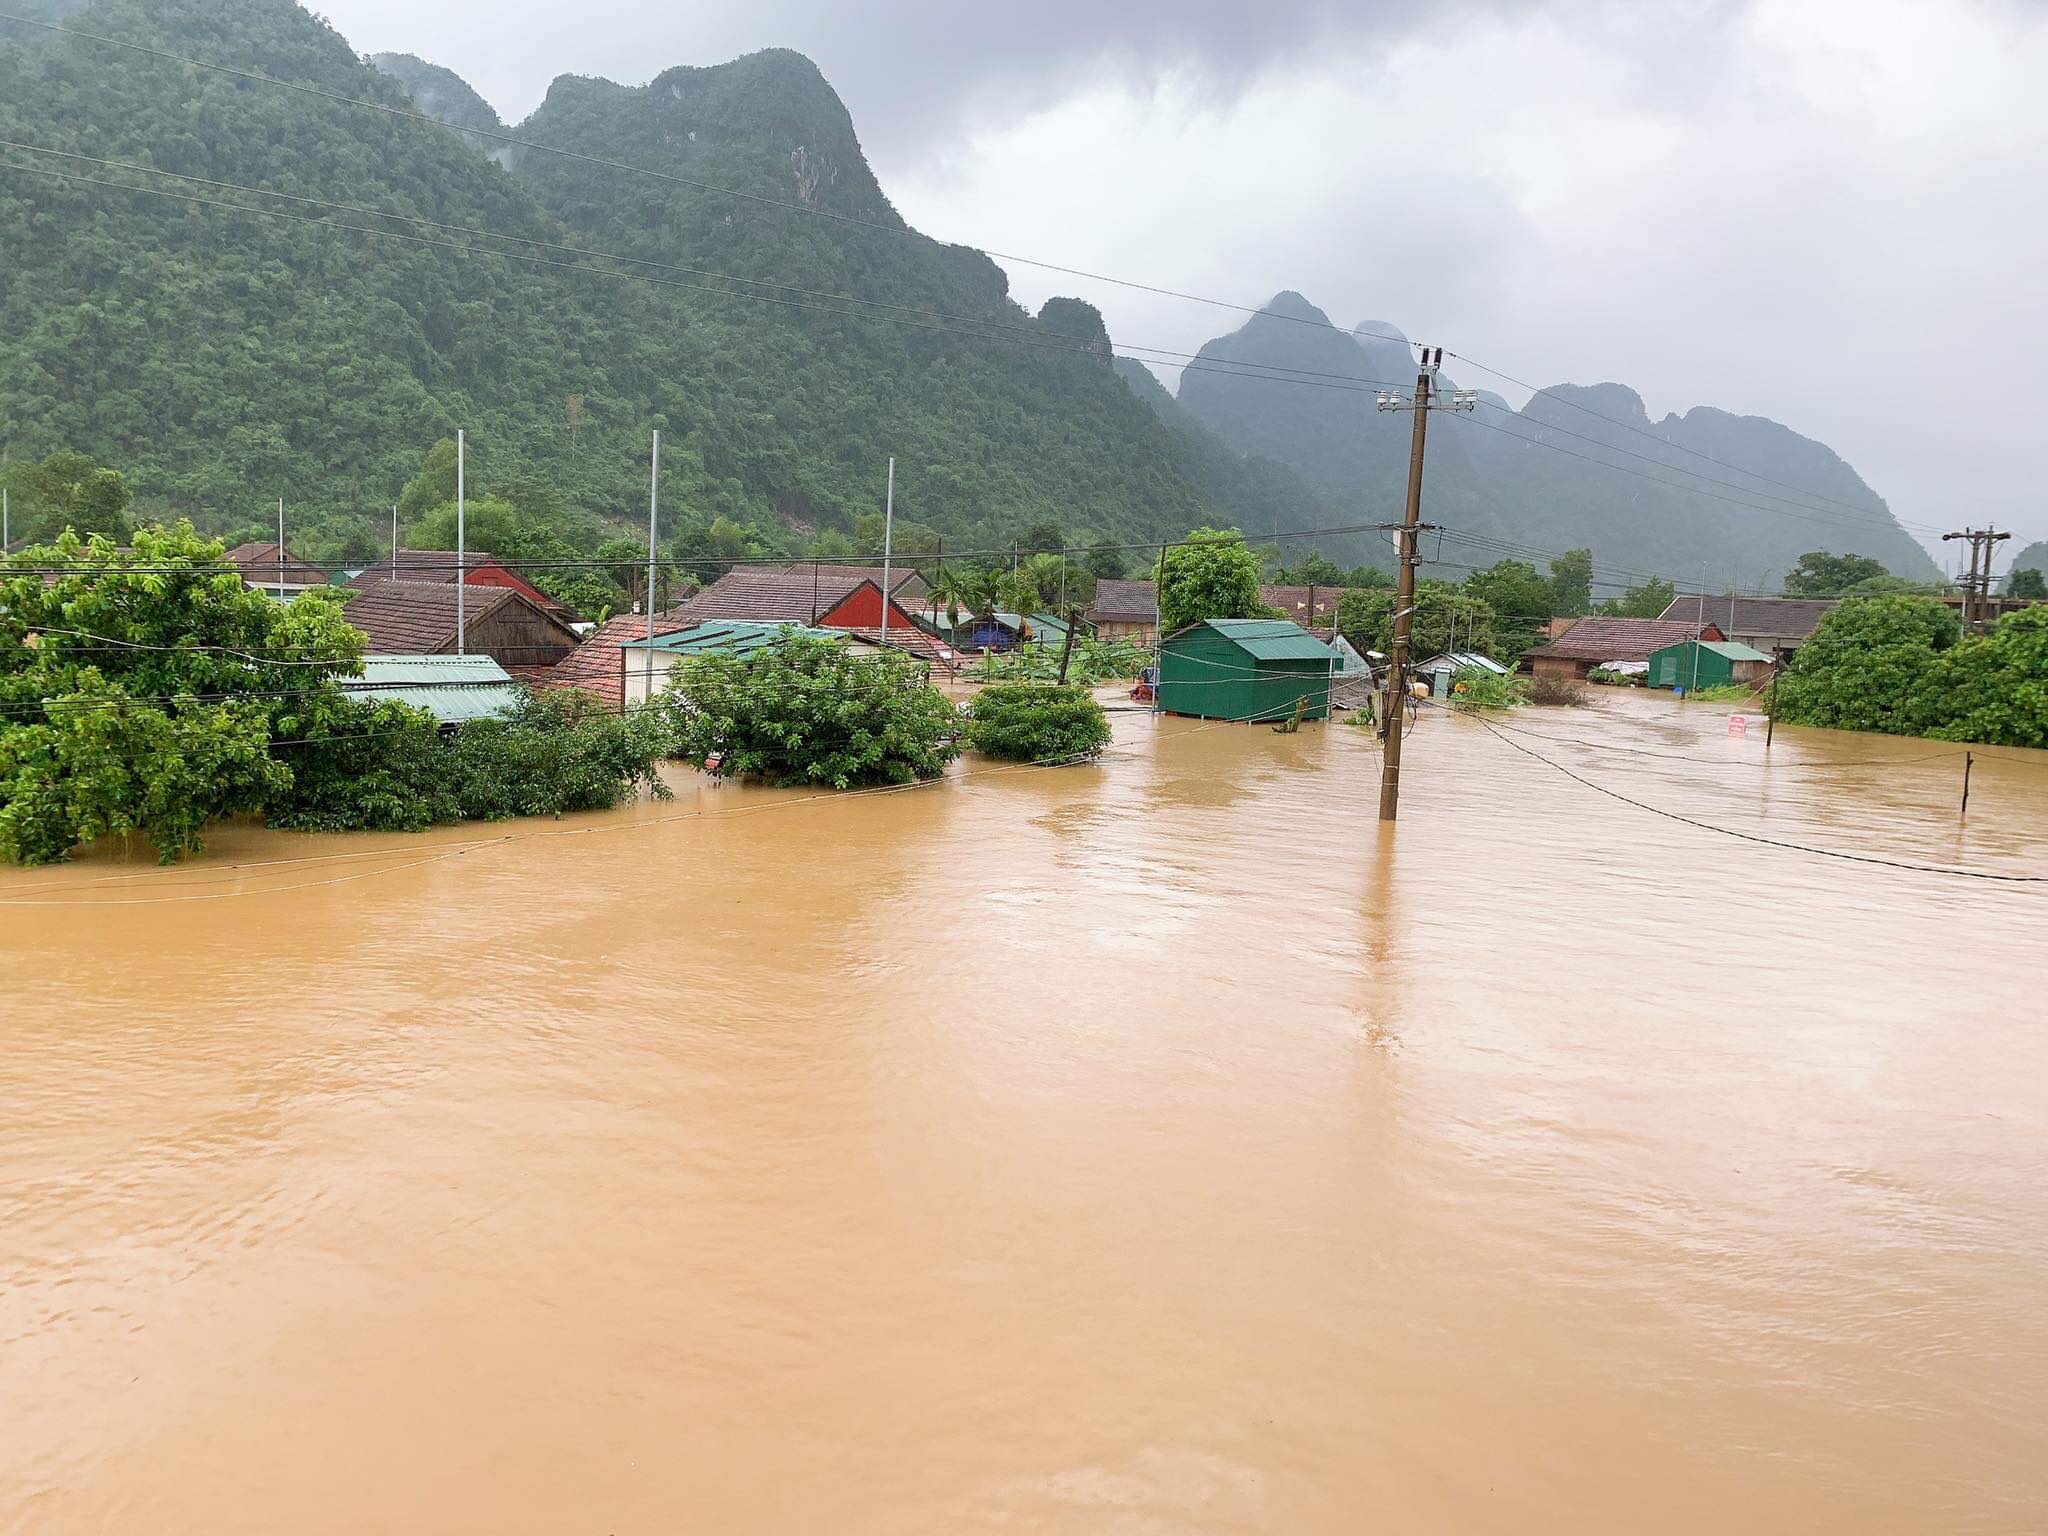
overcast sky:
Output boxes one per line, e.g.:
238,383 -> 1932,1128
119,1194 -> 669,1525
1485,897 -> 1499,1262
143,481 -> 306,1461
315,0 -> 2048,564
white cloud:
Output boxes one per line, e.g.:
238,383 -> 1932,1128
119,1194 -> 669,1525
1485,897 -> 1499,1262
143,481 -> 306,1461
316,0 -> 2048,552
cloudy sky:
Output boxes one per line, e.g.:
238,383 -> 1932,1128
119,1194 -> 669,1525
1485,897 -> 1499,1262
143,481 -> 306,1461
315,0 -> 2048,564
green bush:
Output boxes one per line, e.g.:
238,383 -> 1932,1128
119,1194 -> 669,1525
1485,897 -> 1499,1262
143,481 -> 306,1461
1684,683 -> 1755,703
1448,668 -> 1527,710
964,684 -> 1112,763
1525,674 -> 1588,707
270,690 -> 675,832
1586,667 -> 1642,687
1773,596 -> 1954,735
668,633 -> 961,788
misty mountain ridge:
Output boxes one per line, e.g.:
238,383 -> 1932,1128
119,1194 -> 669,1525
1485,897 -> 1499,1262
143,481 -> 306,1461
1166,291 -> 1934,584
0,0 -> 1928,588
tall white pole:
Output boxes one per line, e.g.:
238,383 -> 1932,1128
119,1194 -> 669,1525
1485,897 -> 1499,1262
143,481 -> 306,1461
645,428 -> 659,706
277,496 -> 285,600
880,455 -> 895,645
456,429 -> 466,657
3,486 -> 9,549
391,504 -> 398,569
1691,567 -> 1705,694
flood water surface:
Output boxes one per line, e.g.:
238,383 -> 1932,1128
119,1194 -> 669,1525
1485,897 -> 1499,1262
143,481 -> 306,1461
4,693 -> 2046,1532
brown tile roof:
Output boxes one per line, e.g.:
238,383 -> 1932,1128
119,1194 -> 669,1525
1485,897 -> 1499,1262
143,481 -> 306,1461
529,612 -> 697,711
341,580 -> 517,653
355,549 -> 503,583
1655,594 -> 1837,643
1528,616 -> 1721,663
1259,584 -> 1347,627
223,542 -> 328,584
841,626 -> 960,676
1087,579 -> 1157,623
671,568 -> 872,624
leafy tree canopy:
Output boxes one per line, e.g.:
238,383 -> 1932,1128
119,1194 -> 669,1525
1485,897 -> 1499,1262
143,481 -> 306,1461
1336,579 -> 1499,660
1548,548 -> 1594,616
1599,577 -> 1677,619
963,683 -> 1111,763
1157,527 -> 1266,634
1783,550 -> 1892,597
665,633 -> 960,788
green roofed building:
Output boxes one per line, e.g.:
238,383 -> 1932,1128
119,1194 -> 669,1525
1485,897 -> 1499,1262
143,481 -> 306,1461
1647,637 -> 1775,692
1157,619 -> 1336,722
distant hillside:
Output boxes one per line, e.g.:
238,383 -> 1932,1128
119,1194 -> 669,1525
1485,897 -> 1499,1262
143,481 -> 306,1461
2006,541 -> 2048,591
0,0 -> 1258,564
1175,293 -> 1937,585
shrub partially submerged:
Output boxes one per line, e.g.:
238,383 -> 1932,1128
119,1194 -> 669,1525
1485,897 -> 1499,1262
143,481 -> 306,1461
272,690 -> 674,832
964,683 -> 1112,763
1525,674 -> 1589,707
1448,668 -> 1527,710
667,633 -> 961,788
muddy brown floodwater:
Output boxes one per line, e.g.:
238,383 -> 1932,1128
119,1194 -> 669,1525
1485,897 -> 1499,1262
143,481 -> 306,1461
3,691 -> 2046,1532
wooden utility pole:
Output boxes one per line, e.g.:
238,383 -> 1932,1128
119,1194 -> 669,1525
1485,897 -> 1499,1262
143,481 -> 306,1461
1055,606 -> 1080,685
1375,347 -> 1473,822
1943,525 -> 2011,634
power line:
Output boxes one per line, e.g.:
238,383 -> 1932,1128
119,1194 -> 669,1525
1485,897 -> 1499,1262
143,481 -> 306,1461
1,7 -> 1936,545
1439,705 -> 2047,883
1446,347 -> 1946,532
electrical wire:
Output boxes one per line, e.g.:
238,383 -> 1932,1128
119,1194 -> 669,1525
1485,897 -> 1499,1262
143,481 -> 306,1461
1437,704 -> 2047,883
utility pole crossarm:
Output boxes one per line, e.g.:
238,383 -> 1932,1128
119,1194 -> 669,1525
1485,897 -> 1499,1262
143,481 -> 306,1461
1375,346 -> 1474,823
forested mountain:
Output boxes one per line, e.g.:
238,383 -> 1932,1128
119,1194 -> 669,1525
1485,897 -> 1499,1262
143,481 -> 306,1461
0,0 -> 1226,564
0,0 -> 1934,587
1172,293 -> 1937,585
2006,542 -> 2048,592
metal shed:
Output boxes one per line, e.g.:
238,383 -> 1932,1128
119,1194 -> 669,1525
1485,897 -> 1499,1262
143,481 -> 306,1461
1648,638 -> 1774,691
1157,619 -> 1336,722
343,654 -> 523,724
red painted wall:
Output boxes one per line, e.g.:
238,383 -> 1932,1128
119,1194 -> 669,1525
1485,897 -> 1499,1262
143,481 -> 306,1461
462,564 -> 560,613
818,584 -> 923,632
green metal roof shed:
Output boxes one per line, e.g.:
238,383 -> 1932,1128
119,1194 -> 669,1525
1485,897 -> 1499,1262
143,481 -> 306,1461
1157,619 -> 1336,722
344,654 -> 523,724
1647,638 -> 1775,691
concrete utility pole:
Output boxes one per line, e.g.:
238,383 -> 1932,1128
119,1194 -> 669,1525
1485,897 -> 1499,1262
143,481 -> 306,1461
391,505 -> 398,569
1692,569 -> 1706,694
456,429 -> 466,657
277,496 -> 285,602
1374,347 -> 1474,822
1943,525 -> 2011,634
4,486 -> 10,549
880,455 -> 895,646
646,428 -> 660,705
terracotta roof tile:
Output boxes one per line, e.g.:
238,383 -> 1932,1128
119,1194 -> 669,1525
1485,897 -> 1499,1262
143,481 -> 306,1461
1528,616 -> 1721,663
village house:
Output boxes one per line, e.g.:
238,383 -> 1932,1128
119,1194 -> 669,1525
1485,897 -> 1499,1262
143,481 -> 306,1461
781,562 -> 931,610
351,549 -> 575,622
223,541 -> 329,599
1157,619 -> 1336,722
341,654 -> 524,724
1654,595 -> 1835,660
1521,616 -> 1726,680
1259,585 -> 1348,630
340,580 -> 583,671
1086,579 -> 1159,644
1647,638 -> 1774,691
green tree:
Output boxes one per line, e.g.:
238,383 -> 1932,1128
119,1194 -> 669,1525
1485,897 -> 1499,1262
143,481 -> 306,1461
1599,577 -> 1677,618
0,523 -> 365,864
1462,559 -> 1553,656
1927,607 -> 2048,747
2,452 -> 136,543
1272,552 -> 1348,587
963,684 -> 1111,763
1157,528 -> 1266,634
398,438 -> 465,522
1549,548 -> 1594,616
1335,580 -> 1498,659
2004,567 -> 2045,600
666,634 -> 961,787
1783,551 -> 1892,597
1772,596 -> 1955,736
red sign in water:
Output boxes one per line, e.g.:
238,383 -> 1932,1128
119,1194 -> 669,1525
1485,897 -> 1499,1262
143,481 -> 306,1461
1729,715 -> 1748,736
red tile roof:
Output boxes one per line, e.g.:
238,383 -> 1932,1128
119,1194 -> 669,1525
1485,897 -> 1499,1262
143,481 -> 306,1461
1528,616 -> 1724,663
530,612 -> 696,711
783,563 -> 930,602
841,625 -> 960,676
1259,584 -> 1347,627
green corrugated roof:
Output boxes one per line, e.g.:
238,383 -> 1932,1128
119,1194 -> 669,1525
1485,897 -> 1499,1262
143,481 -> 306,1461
1191,618 -> 1337,662
620,621 -> 834,655
1697,639 -> 1774,662
348,654 -> 522,724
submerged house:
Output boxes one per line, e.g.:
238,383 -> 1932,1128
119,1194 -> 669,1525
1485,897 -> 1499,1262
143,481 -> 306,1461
1086,580 -> 1159,645
341,654 -> 524,725
1157,619 -> 1336,722
340,580 -> 583,671
1647,638 -> 1774,691
1522,617 -> 1725,681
